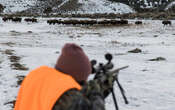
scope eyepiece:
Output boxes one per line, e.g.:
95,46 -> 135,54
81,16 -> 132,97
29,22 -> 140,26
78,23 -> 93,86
105,53 -> 113,61
91,60 -> 97,66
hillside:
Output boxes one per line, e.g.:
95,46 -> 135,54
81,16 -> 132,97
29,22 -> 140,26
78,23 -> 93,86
0,0 -> 37,13
0,0 -> 133,14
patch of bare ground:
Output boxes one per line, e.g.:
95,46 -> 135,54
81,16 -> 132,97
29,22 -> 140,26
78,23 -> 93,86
111,41 -> 120,44
4,100 -> 15,109
0,54 -> 2,68
0,42 -> 15,47
78,32 -> 102,37
9,56 -> 20,63
16,75 -> 25,86
10,31 -> 22,36
2,49 -> 27,108
3,49 -> 29,71
148,57 -> 166,61
128,48 -> 142,53
4,49 -> 14,55
10,63 -> 28,71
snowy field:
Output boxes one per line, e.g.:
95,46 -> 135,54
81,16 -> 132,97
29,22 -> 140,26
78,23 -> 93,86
0,18 -> 175,110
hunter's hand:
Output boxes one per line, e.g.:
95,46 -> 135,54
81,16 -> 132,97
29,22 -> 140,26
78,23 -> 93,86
81,80 -> 103,99
99,74 -> 114,98
81,74 -> 114,99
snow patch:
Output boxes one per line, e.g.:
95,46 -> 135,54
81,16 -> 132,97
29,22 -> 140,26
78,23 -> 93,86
77,0 -> 133,14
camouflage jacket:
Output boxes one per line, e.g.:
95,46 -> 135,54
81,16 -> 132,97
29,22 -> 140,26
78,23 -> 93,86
52,81 -> 105,110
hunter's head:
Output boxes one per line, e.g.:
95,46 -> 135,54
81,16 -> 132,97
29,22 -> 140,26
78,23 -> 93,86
55,43 -> 91,82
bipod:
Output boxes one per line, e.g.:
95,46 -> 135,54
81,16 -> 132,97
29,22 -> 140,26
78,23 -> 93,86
111,88 -> 119,110
116,76 -> 129,104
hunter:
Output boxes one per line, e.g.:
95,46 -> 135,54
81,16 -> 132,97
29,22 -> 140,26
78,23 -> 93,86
14,43 -> 113,110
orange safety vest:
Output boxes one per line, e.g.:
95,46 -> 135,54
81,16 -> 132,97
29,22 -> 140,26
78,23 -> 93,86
14,66 -> 81,110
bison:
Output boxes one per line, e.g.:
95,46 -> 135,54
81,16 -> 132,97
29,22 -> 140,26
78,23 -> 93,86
24,18 -> 37,23
162,20 -> 171,26
135,21 -> 142,25
2,17 -> 13,22
12,17 -> 22,22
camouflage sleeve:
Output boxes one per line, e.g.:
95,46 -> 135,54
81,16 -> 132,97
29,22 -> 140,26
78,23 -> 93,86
52,88 -> 105,110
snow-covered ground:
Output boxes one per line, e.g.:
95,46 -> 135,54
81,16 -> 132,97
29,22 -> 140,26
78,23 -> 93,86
0,18 -> 175,110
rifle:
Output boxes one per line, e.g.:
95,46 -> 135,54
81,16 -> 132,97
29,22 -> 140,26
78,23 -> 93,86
91,53 -> 129,110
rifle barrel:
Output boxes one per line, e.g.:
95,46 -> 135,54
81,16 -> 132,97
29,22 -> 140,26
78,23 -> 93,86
109,66 -> 129,75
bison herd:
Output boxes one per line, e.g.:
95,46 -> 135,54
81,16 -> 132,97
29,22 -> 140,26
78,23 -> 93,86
46,20 -> 171,26
47,19 -> 129,25
2,17 -> 37,23
2,17 -> 22,22
1,16 -> 172,26
162,20 -> 171,26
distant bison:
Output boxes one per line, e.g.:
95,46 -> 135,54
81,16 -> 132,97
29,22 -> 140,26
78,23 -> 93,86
24,18 -> 37,23
2,17 -> 13,22
12,17 -> 22,22
98,19 -> 128,25
119,19 -> 128,25
162,20 -> 171,26
98,20 -> 111,25
135,21 -> 142,25
79,20 -> 97,25
47,19 -> 63,25
2,17 -> 22,22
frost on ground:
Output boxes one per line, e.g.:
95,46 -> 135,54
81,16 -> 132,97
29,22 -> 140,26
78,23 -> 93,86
0,18 -> 175,110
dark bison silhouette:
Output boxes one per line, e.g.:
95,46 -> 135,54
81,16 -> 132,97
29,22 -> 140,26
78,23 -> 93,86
47,19 -> 62,25
135,21 -> 142,25
47,19 -> 129,26
2,17 -> 22,22
24,18 -> 37,23
2,17 -> 13,22
12,17 -> 22,22
162,20 -> 171,26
